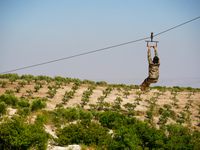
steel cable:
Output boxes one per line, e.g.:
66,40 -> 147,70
0,16 -> 199,74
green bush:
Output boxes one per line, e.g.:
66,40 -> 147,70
0,94 -> 19,107
17,107 -> 30,116
79,109 -> 93,120
18,98 -> 30,108
0,101 -> 7,116
35,114 -> 48,126
98,110 -> 127,129
56,119 -> 111,147
57,107 -> 79,122
31,98 -> 46,111
0,116 -> 50,150
5,90 -> 14,95
165,124 -> 197,149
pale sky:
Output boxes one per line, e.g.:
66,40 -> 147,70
0,0 -> 200,86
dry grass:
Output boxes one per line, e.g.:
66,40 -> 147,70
1,79 -> 200,131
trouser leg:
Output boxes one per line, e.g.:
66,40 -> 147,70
140,77 -> 158,91
140,77 -> 151,91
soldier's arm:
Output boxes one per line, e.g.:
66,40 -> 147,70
148,46 -> 153,64
153,46 -> 159,57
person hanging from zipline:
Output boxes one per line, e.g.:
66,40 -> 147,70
140,45 -> 160,91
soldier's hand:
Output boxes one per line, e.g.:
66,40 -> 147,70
148,45 -> 151,50
153,46 -> 157,50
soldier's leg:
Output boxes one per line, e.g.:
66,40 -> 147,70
140,77 -> 151,91
151,78 -> 158,83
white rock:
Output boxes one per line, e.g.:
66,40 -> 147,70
47,145 -> 81,150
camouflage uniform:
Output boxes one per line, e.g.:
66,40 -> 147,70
141,49 -> 160,91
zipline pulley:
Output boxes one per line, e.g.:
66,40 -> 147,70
145,32 -> 159,47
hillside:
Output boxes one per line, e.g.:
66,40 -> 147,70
0,74 -> 200,149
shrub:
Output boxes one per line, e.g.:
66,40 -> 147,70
34,85 -> 40,92
18,80 -> 26,87
112,104 -> 121,111
14,86 -> 21,93
62,97 -> 69,104
0,116 -> 50,150
123,103 -> 136,111
98,110 -> 127,129
57,107 -> 79,122
5,90 -> 14,95
31,98 -> 46,111
26,89 -> 33,96
0,80 -> 8,88
55,103 -> 63,109
18,98 -> 30,108
47,90 -> 56,98
17,107 -> 30,116
79,109 -> 93,120
56,120 -> 110,146
115,97 -> 123,104
35,114 -> 48,126
163,104 -> 172,111
0,101 -> 7,116
0,94 -> 19,106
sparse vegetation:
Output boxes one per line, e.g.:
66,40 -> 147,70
0,74 -> 200,149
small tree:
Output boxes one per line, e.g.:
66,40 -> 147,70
55,103 -> 64,109
36,81 -> 45,88
88,86 -> 96,93
1,81 -> 8,88
150,97 -> 158,104
83,90 -> 92,98
154,92 -> 161,99
179,111 -> 186,119
62,97 -> 69,104
46,77 -> 52,85
103,90 -> 109,98
34,85 -> 40,92
115,97 -> 123,104
135,97 -> 142,105
5,90 -> 14,95
47,90 -> 56,98
163,104 -> 172,111
18,80 -> 26,87
176,118 -> 185,124
81,97 -> 89,105
185,105 -> 190,111
106,86 -> 112,93
65,91 -> 74,99
160,86 -> 167,95
171,92 -> 177,98
26,89 -> 33,96
97,96 -> 105,103
158,117 -> 168,125
25,78 -> 32,85
72,85 -> 78,93
123,91 -> 130,98
187,100 -> 194,106
89,104 -> 98,110
103,102 -> 111,110
9,77 -> 16,84
14,86 -> 21,93
55,81 -> 63,88
187,93 -> 192,99
172,97 -> 179,105
117,87 -> 121,93
123,103 -> 136,111
112,104 -> 121,111
136,91 -> 142,98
